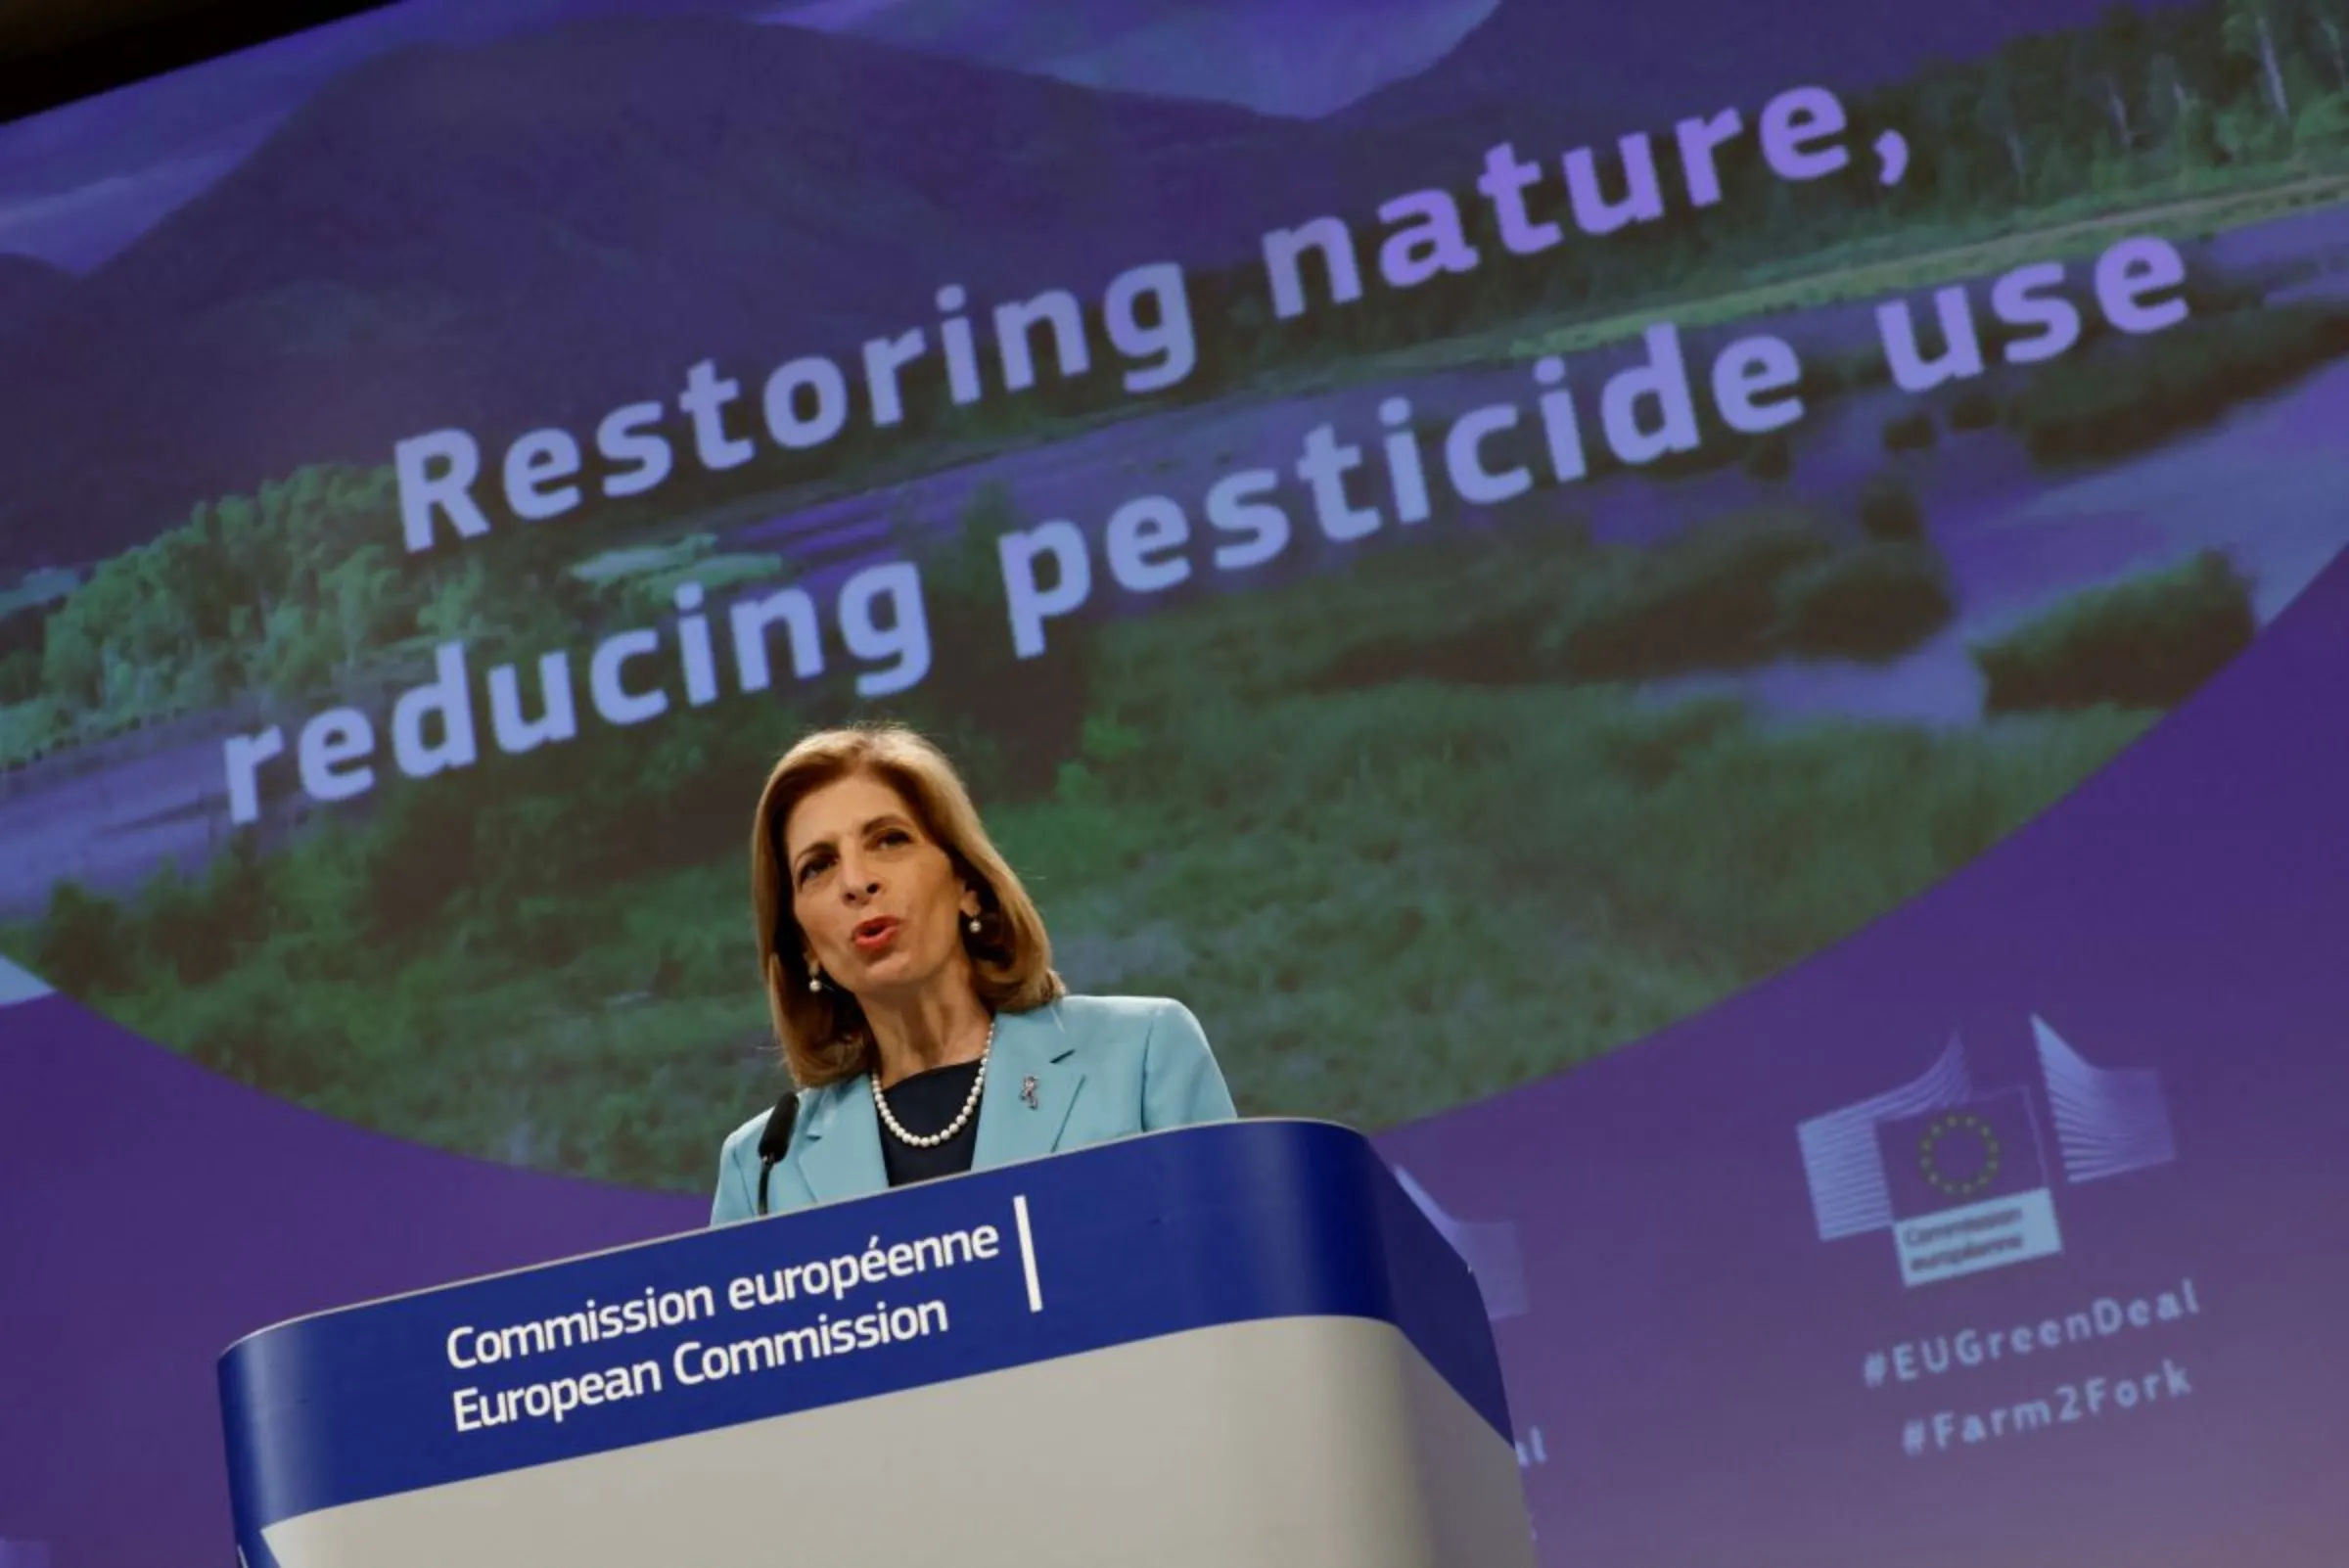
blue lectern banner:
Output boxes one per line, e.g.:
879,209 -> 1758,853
220,1120 -> 1508,1557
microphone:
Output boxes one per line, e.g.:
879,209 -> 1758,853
756,1092 -> 801,1216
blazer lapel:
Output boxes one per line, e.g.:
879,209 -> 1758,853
794,1081 -> 889,1205
974,1004 -> 1083,1171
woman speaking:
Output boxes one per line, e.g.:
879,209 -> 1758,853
711,722 -> 1237,1223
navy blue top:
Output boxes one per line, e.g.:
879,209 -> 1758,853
877,1059 -> 983,1187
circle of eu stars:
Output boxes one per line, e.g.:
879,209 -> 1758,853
1916,1110 -> 2002,1198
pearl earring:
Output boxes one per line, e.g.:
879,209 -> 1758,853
806,965 -> 822,992
966,914 -> 982,935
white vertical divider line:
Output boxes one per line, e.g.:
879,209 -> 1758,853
1012,1194 -> 1043,1313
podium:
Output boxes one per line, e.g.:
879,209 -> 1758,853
219,1120 -> 1536,1568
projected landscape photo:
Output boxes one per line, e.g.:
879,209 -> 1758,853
4,0 -> 2348,1188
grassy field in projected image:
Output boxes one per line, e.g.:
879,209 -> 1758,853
11,14 -> 2349,1186
0,533 -> 2161,1181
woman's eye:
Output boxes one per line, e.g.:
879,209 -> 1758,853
877,829 -> 912,848
797,857 -> 830,885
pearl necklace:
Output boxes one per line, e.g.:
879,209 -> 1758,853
872,1018 -> 994,1149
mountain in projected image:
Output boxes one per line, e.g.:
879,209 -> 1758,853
1340,0 -> 2137,140
0,0 -> 2192,571
771,0 -> 1498,117
0,0 -> 790,272
798,0 -> 2150,133
0,12 -> 1331,573
0,254 -> 71,337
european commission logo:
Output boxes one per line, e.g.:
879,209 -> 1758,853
1797,1018 -> 2177,1288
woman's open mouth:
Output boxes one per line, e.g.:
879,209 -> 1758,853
851,916 -> 901,954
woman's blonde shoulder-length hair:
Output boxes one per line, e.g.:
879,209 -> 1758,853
751,722 -> 1064,1087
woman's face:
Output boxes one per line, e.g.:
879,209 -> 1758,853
782,770 -> 977,1004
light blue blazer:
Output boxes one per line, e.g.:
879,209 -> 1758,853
711,993 -> 1237,1224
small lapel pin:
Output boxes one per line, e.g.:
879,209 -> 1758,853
1021,1075 -> 1039,1109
